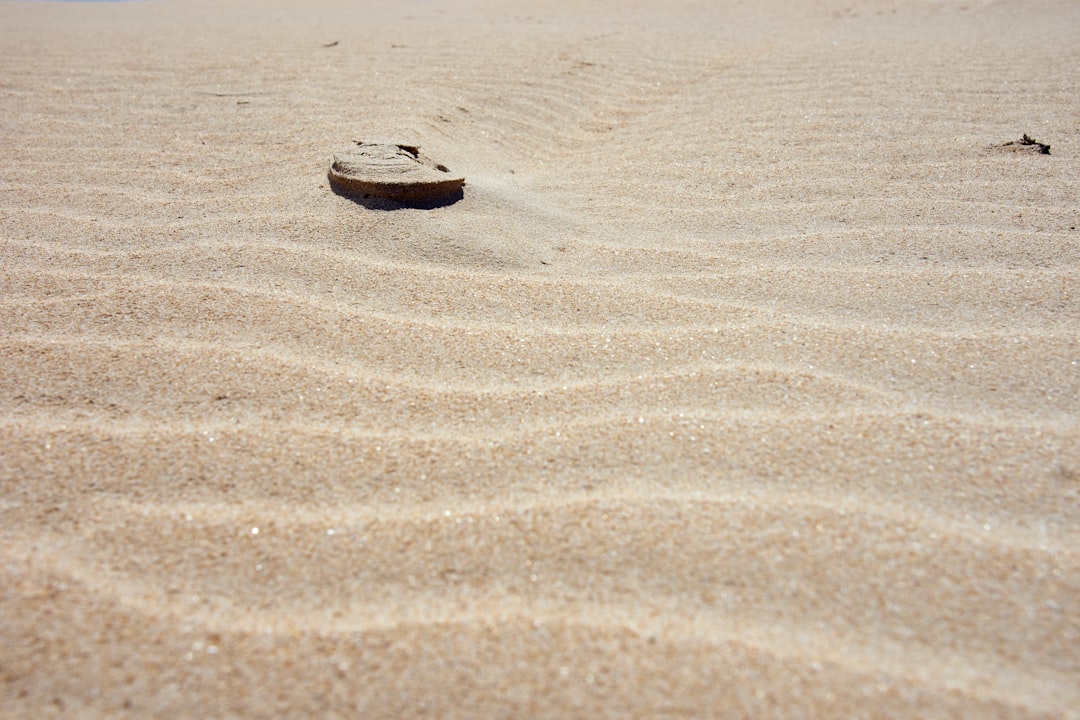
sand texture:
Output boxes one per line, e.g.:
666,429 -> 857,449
2,0 -> 1079,717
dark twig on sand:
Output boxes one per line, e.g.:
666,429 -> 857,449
1002,134 -> 1051,155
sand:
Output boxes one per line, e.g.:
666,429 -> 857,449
1,0 -> 1078,716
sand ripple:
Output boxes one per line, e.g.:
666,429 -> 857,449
2,0 -> 1078,716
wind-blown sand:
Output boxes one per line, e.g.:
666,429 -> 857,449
2,0 -> 1078,717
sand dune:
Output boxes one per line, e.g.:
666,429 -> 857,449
2,0 -> 1078,717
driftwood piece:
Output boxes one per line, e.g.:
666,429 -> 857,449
328,140 -> 465,203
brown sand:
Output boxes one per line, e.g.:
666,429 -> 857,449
1,0 -> 1078,717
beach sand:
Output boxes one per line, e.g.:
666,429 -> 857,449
2,0 -> 1078,716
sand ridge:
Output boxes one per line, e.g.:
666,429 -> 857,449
1,0 -> 1079,717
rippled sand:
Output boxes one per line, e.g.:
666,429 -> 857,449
2,0 -> 1078,717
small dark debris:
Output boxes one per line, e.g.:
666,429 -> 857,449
323,41 -> 339,47
196,91 -> 268,98
1001,134 -> 1050,155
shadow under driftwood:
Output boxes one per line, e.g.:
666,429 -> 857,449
329,182 -> 465,210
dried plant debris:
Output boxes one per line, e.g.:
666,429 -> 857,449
999,134 -> 1051,155
328,140 -> 465,203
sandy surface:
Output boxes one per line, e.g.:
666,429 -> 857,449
2,0 -> 1079,717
